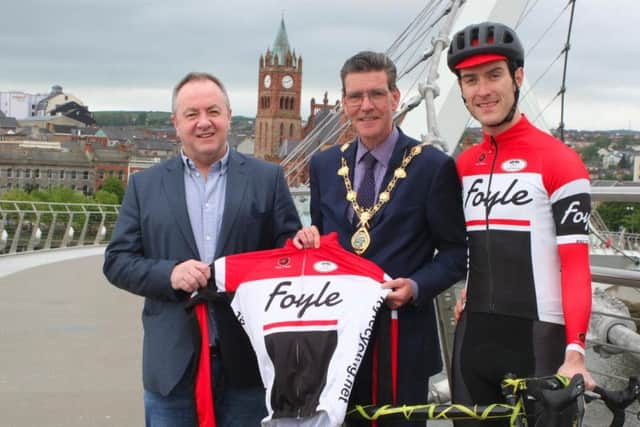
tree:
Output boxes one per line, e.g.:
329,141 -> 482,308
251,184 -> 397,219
99,176 -> 125,203
596,202 -> 640,231
48,186 -> 86,203
93,189 -> 119,205
137,112 -> 148,126
0,189 -> 32,202
577,144 -> 600,162
621,206 -> 640,234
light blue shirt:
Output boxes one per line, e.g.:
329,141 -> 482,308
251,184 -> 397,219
181,146 -> 230,345
181,147 -> 229,264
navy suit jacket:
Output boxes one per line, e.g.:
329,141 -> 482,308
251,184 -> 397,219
103,150 -> 301,395
309,128 -> 466,405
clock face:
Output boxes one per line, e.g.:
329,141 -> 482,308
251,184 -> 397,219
263,74 -> 271,88
282,75 -> 294,89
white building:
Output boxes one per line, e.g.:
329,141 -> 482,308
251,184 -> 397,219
0,85 -> 85,120
35,85 -> 85,117
0,91 -> 48,119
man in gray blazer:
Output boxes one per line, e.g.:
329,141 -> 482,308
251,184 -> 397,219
103,72 -> 301,426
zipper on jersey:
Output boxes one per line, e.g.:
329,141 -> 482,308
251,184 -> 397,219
486,136 -> 499,313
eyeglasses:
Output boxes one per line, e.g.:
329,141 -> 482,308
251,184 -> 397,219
344,88 -> 390,108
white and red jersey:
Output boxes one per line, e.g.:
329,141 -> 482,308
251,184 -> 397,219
212,233 -> 390,427
456,115 -> 591,350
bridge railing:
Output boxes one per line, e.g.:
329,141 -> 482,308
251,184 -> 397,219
0,200 -> 120,255
0,191 -> 315,256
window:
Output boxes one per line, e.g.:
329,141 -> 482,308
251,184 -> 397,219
25,169 -> 31,178
118,170 -> 124,180
59,170 -> 65,179
98,170 -> 104,179
35,169 -> 40,178
71,170 -> 77,179
83,171 -> 89,180
7,168 -> 12,178
16,170 -> 21,178
47,169 -> 52,178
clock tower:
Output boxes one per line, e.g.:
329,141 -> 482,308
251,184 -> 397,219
255,17 -> 302,160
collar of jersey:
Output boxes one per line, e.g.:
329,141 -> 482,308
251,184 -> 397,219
480,114 -> 532,149
285,232 -> 340,249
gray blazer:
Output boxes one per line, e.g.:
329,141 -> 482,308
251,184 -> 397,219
103,149 -> 301,395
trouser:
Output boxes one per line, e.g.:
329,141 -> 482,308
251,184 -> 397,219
144,348 -> 267,427
451,311 -> 574,427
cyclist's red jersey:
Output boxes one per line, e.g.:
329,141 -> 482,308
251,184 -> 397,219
456,115 -> 591,351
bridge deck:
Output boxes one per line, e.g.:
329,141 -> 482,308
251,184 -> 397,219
0,253 -> 143,426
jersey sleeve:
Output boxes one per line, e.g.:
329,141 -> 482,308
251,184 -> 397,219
545,147 -> 592,351
558,243 -> 591,350
545,147 -> 591,246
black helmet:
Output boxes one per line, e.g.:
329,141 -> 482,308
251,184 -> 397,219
447,22 -> 524,72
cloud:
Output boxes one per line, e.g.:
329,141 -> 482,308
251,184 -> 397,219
2,0 -> 638,130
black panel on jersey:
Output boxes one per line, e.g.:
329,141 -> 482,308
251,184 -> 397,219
467,230 -> 538,320
266,330 -> 338,419
552,193 -> 591,236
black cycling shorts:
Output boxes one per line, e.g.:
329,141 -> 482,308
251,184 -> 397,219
451,311 -> 574,427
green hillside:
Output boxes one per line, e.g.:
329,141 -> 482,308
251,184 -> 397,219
93,111 -> 171,127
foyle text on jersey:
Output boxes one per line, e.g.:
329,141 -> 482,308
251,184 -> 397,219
265,280 -> 344,318
560,200 -> 590,231
465,178 -> 533,214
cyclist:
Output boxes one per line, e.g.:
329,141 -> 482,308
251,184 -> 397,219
447,21 -> 596,426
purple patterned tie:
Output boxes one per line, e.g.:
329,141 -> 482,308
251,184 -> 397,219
357,152 -> 377,209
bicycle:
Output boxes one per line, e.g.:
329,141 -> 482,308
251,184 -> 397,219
345,374 -> 640,427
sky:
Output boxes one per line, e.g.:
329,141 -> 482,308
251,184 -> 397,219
2,0 -> 638,131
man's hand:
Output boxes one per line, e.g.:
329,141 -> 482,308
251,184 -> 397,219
382,278 -> 414,310
170,259 -> 211,293
292,225 -> 321,249
557,349 -> 597,391
454,288 -> 467,323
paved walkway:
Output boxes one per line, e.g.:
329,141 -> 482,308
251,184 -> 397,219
0,252 -> 144,427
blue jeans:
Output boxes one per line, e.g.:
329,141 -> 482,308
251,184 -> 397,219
144,354 -> 267,427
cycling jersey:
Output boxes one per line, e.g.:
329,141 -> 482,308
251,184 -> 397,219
208,233 -> 392,427
456,115 -> 591,350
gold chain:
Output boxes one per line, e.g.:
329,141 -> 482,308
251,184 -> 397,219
338,142 -> 425,254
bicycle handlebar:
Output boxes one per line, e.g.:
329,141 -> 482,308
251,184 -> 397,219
589,376 -> 640,427
529,375 -> 585,410
346,375 -> 639,427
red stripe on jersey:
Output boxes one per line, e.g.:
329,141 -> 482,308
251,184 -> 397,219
466,219 -> 531,227
194,304 -> 216,427
391,315 -> 398,404
263,319 -> 338,331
